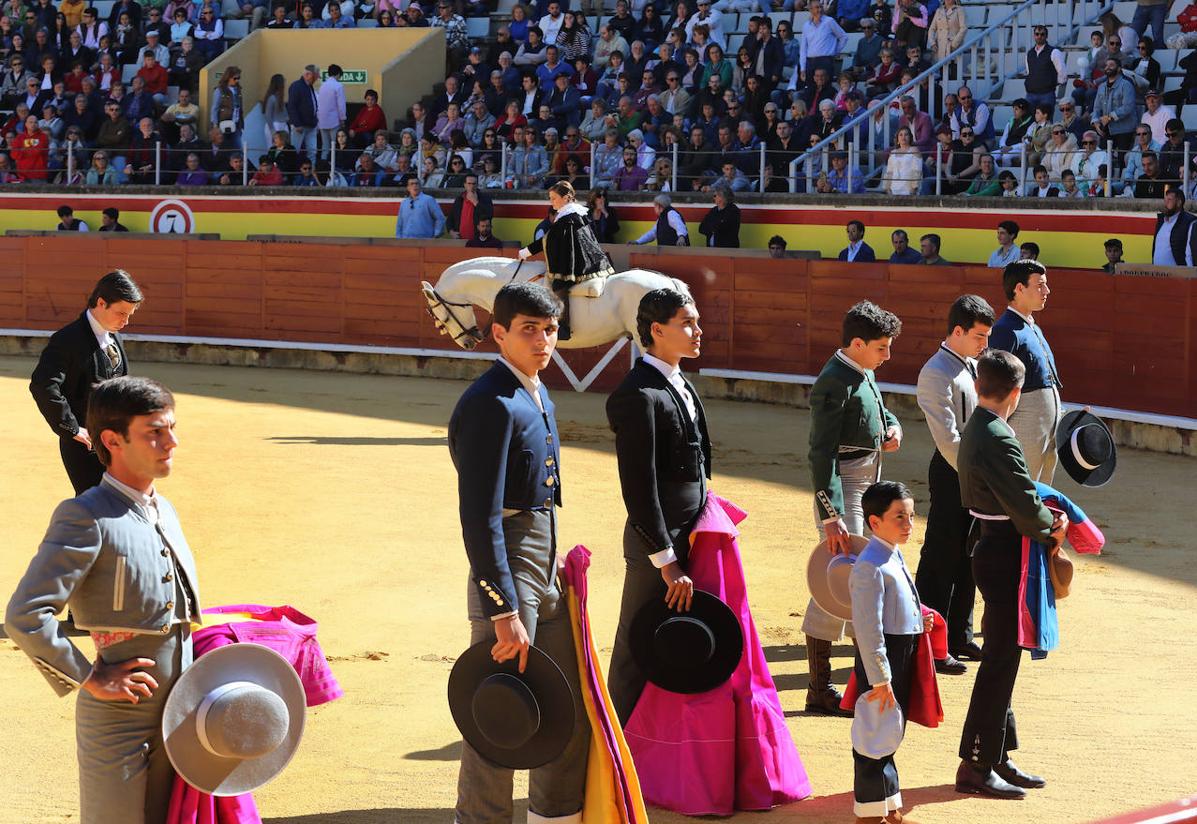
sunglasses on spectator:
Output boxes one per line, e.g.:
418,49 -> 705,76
961,130 -> 973,136
1136,130 -> 1150,136
1052,129 -> 1064,134
1060,105 -> 1073,111
1082,139 -> 1095,145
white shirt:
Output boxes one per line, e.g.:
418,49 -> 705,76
498,356 -> 544,411
315,76 -> 346,130
643,352 -> 696,422
1141,104 -> 1176,145
102,471 -> 156,521
845,239 -> 865,261
85,309 -> 113,350
1153,212 -> 1193,266
538,11 -> 564,44
635,208 -> 689,244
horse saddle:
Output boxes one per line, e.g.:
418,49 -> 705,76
569,278 -> 606,299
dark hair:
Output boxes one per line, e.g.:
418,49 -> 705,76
862,480 -> 913,528
920,232 -> 941,252
1002,258 -> 1047,300
102,206 -> 119,220
86,376 -> 175,467
1104,237 -> 1123,249
493,282 -> 561,328
88,269 -> 142,308
57,204 -> 73,217
1019,241 -> 1040,258
841,300 -> 901,347
891,229 -> 909,241
847,219 -> 865,235
327,64 -> 343,77
636,287 -> 694,348
975,348 -> 1025,400
997,219 -> 1020,239
768,234 -> 786,248
946,294 -> 995,336
1032,164 -> 1048,176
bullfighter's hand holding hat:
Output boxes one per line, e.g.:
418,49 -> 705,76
163,643 -> 306,796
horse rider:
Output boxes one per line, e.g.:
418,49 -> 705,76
519,181 -> 615,340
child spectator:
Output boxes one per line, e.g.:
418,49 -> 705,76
250,154 -> 284,185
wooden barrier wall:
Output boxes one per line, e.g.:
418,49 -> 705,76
0,236 -> 1193,419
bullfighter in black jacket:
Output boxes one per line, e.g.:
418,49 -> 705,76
30,270 -> 141,494
605,287 -> 711,724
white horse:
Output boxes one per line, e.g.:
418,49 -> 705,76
422,256 -> 691,350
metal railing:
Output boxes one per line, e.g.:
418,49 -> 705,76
790,0 -> 1115,192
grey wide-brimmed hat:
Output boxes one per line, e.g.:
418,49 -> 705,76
163,644 -> 306,796
807,534 -> 871,622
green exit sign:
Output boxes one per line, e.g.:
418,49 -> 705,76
321,69 -> 367,83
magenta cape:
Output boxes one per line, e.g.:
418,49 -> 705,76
165,605 -> 344,824
623,493 -> 813,815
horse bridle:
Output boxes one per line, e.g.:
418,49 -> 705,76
425,287 -> 486,345
426,260 -> 533,346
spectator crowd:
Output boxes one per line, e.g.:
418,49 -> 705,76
1,0 -> 1196,202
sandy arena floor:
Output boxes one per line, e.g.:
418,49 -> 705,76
1,354 -> 1195,824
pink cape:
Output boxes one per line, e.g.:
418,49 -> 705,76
623,494 -> 813,815
165,605 -> 344,824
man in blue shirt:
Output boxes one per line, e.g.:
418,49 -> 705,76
988,259 -> 1062,482
799,0 -> 848,83
888,229 -> 923,264
820,151 -> 865,194
535,45 -> 573,94
395,177 -> 446,238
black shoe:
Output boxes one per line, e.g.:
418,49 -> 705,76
995,760 -> 1046,789
954,762 -> 1026,799
950,641 -> 983,661
935,654 -> 967,675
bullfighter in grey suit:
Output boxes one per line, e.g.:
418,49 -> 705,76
447,283 -> 589,824
914,295 -> 995,673
5,377 -> 200,824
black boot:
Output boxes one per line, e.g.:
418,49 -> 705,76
804,634 -> 852,716
553,282 -> 572,341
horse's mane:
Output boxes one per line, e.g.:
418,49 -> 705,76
442,256 -> 547,282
